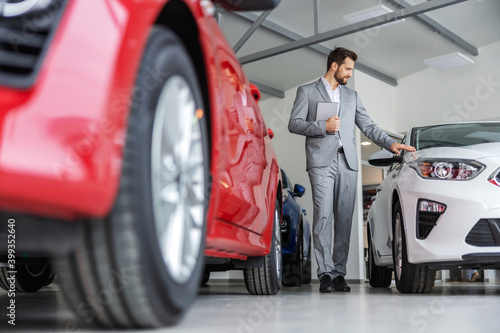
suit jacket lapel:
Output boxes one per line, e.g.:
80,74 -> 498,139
315,79 -> 331,102
338,86 -> 347,118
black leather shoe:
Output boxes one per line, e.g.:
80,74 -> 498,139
319,275 -> 334,293
333,276 -> 351,292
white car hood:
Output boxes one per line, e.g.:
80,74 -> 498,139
409,142 -> 500,161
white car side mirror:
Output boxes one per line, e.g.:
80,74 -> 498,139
368,150 -> 402,167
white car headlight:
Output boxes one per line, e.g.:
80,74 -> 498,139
410,159 -> 485,180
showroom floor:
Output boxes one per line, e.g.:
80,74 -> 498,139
1,279 -> 500,332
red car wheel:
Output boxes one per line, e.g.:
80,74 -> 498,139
244,198 -> 282,295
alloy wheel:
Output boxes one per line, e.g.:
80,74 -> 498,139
151,75 -> 205,284
274,207 -> 282,281
394,211 -> 403,281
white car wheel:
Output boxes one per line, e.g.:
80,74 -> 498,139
392,201 -> 436,293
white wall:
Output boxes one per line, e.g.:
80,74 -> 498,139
395,41 -> 500,131
354,70 -> 398,134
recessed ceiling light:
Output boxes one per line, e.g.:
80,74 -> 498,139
423,52 -> 474,71
343,4 -> 404,27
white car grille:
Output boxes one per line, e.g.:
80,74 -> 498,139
465,219 -> 500,246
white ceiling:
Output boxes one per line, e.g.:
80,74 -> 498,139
218,0 -> 500,96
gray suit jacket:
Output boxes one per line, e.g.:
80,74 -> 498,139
288,78 -> 396,171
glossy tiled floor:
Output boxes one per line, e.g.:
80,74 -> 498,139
1,279 -> 500,332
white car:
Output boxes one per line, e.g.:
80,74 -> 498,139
367,122 -> 500,293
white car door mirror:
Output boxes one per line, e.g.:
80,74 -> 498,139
368,150 -> 402,167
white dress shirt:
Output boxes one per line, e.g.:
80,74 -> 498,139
321,76 -> 342,147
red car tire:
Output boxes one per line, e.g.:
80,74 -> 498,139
55,26 -> 210,329
244,198 -> 282,295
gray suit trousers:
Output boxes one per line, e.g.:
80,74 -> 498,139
308,150 -> 357,279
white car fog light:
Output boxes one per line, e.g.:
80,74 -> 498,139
417,199 -> 446,239
419,200 -> 446,213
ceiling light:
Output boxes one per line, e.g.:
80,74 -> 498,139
361,141 -> 372,146
344,4 -> 404,28
423,52 -> 474,71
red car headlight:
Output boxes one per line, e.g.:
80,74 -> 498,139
488,167 -> 500,188
410,159 -> 485,180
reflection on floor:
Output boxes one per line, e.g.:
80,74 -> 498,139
1,279 -> 500,332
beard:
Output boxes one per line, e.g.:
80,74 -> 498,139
334,72 -> 348,85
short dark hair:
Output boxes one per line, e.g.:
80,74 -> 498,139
326,47 -> 358,72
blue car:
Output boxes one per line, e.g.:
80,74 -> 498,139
281,169 -> 312,287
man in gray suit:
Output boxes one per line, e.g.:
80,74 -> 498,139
288,47 -> 415,293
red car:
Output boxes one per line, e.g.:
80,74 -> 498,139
0,0 -> 281,328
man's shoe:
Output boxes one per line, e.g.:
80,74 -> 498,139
333,276 -> 351,292
319,275 -> 334,293
469,272 -> 480,282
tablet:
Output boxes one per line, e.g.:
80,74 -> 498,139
316,102 -> 338,120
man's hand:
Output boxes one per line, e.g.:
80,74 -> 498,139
326,116 -> 340,133
391,142 -> 416,155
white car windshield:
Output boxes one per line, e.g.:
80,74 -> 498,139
414,122 -> 500,150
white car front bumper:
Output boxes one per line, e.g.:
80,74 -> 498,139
398,161 -> 500,266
